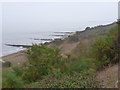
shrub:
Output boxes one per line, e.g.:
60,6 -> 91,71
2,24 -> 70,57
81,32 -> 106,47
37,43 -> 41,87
22,44 -> 63,82
22,64 -> 49,83
12,67 -> 23,76
2,61 -> 11,68
2,72 -> 24,88
91,27 -> 118,68
69,58 -> 96,74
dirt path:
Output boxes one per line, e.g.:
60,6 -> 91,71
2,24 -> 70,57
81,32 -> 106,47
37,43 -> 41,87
96,64 -> 118,88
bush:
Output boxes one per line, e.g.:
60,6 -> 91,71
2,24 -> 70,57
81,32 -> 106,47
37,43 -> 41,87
12,67 -> 23,76
22,64 -> 49,83
22,44 -> 63,82
91,27 -> 118,68
70,58 -> 96,74
2,61 -> 11,68
3,72 -> 24,88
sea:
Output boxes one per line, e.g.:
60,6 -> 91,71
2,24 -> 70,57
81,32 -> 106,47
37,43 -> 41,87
1,21 -> 114,57
1,31 -> 72,57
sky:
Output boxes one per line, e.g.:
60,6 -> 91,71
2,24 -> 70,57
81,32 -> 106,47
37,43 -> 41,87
118,2 -> 120,19
0,0 -> 119,2
0,3 -> 2,55
1,2 -> 118,33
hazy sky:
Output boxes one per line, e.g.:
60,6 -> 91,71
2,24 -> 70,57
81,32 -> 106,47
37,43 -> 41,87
2,2 -> 118,32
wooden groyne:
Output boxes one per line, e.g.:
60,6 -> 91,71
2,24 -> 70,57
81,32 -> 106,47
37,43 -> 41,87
5,44 -> 32,48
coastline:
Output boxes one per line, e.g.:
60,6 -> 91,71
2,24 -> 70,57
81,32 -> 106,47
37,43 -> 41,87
1,31 -> 75,67
1,50 -> 26,59
1,22 -> 117,67
1,31 -> 75,57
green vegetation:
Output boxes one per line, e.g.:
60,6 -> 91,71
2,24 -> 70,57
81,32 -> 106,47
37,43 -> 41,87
3,71 -> 24,88
2,26 -> 118,88
22,45 -> 63,82
2,61 -> 11,68
29,73 -> 101,88
90,27 -> 118,69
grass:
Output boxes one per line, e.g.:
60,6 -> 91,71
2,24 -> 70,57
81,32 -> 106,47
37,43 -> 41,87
3,71 -> 24,88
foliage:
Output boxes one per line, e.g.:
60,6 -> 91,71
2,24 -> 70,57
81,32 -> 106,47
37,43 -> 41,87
91,27 -> 118,68
22,44 -> 63,82
29,73 -> 102,88
2,72 -> 24,88
69,58 -> 96,74
2,61 -> 11,68
21,44 -> 100,87
12,67 -> 23,76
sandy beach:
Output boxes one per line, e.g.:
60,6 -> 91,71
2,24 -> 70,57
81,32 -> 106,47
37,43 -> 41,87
1,51 -> 28,67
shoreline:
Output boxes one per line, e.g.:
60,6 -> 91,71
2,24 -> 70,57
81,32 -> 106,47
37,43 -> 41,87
1,35 -> 71,67
1,22 -> 117,66
1,31 -> 75,59
1,31 -> 75,67
2,22 -> 116,59
2,50 -> 28,67
1,50 -> 26,59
